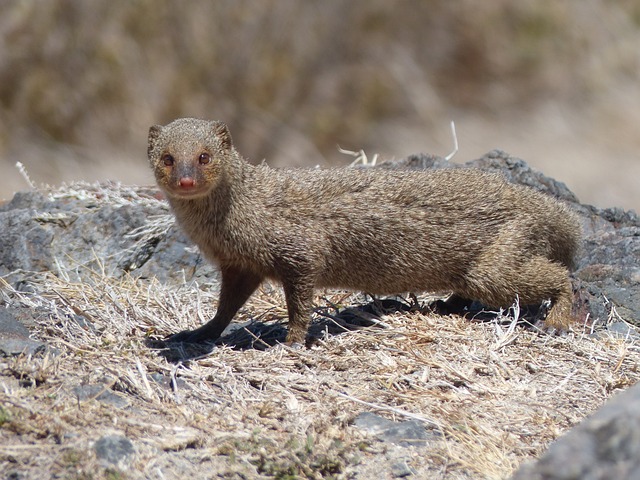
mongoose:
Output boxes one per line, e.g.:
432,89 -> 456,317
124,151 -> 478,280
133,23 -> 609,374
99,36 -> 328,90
148,118 -> 581,345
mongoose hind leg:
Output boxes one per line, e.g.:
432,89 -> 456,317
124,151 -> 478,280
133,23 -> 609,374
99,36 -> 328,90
515,257 -> 574,333
465,255 -> 574,333
539,281 -> 574,333
168,266 -> 263,344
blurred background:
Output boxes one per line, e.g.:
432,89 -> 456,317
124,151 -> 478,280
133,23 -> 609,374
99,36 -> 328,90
1,0 -> 639,211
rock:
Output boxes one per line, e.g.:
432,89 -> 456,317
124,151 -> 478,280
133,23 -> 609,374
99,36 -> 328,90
379,149 -> 578,202
353,412 -> 436,447
72,384 -> 109,401
0,309 -> 47,357
3,471 -> 26,480
149,372 -> 190,391
511,382 -> 640,480
0,184 -> 219,287
0,309 -> 32,338
95,390 -> 131,409
0,338 -> 46,357
94,434 -> 135,469
72,381 -> 130,409
152,426 -> 201,451
390,458 -> 415,477
605,321 -> 640,341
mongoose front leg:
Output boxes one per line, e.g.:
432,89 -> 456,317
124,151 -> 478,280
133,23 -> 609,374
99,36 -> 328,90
167,266 -> 263,344
281,278 -> 314,346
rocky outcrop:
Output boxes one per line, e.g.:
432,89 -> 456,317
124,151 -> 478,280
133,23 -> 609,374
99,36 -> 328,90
0,184 -> 219,289
511,382 -> 640,480
0,308 -> 48,357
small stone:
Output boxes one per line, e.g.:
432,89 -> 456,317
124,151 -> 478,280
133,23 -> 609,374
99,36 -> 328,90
5,471 -> 26,480
153,426 -> 201,451
0,310 -> 31,338
390,458 -> 415,477
73,384 -> 107,401
353,412 -> 434,447
607,321 -> 640,340
72,382 -> 130,408
0,309 -> 49,357
96,390 -> 130,409
94,435 -> 135,468
0,338 -> 46,357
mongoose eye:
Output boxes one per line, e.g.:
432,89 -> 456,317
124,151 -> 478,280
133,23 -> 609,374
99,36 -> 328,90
199,153 -> 211,165
162,154 -> 174,167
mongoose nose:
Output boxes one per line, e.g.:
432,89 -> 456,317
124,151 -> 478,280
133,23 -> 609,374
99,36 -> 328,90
179,177 -> 195,188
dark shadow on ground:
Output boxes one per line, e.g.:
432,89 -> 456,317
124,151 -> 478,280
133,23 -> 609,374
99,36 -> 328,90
148,296 -> 551,363
148,297 -> 414,363
431,296 -> 551,326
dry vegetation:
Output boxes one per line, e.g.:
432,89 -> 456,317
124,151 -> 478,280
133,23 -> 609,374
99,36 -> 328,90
1,184 -> 639,479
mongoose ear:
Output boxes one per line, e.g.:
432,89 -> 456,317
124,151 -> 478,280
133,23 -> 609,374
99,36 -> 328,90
213,122 -> 233,150
148,125 -> 163,157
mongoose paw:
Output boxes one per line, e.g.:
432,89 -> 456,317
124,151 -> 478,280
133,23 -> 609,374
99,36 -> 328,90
284,329 -> 308,348
535,301 -> 573,336
537,322 -> 570,337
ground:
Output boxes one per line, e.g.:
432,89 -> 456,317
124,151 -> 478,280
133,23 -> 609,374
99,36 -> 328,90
1,266 -> 638,479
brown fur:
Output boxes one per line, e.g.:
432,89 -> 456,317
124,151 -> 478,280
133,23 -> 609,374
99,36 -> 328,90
148,118 -> 581,345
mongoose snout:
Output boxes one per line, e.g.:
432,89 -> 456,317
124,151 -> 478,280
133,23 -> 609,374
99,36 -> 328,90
148,117 -> 581,346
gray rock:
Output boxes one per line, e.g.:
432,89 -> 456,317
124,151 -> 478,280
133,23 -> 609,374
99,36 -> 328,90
72,384 -> 110,401
94,434 -> 135,468
511,383 -> 640,480
3,471 -> 26,480
71,382 -> 129,408
390,458 -> 415,477
0,338 -> 46,357
0,309 -> 31,338
606,321 -> 640,341
0,186 -> 219,287
353,412 -> 436,447
149,372 -> 189,391
0,309 -> 47,357
379,149 -> 578,202
95,390 -> 130,409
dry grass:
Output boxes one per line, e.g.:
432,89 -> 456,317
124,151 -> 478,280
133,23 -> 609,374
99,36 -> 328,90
1,251 -> 639,478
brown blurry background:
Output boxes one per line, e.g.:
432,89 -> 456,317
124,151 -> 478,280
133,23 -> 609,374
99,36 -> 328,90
1,0 -> 639,211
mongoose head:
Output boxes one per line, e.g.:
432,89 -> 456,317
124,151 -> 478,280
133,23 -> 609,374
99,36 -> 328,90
148,118 -> 235,199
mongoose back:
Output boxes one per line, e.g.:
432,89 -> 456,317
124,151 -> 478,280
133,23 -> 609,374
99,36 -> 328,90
148,118 -> 581,345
